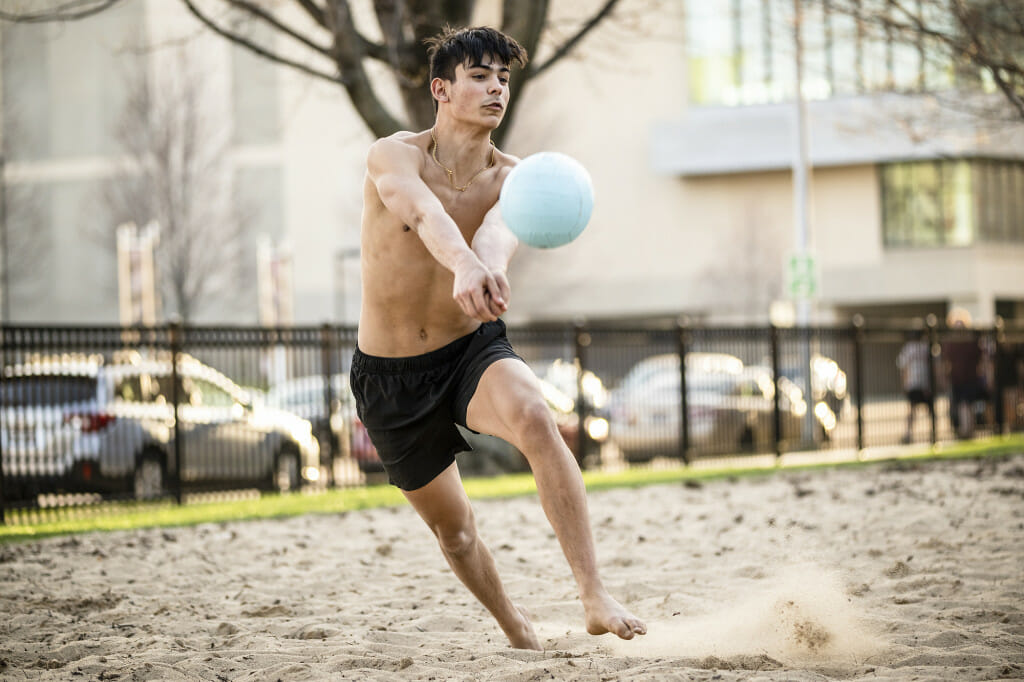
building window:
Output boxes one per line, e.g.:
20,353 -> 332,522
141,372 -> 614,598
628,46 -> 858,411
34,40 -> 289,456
686,0 -> 739,106
881,159 -> 1024,247
685,0 -> 969,107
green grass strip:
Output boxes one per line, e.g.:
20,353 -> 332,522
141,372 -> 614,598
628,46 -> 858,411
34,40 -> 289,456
2,434 -> 1021,544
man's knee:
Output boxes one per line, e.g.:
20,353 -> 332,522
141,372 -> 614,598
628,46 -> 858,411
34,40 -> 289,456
433,517 -> 478,558
510,398 -> 557,439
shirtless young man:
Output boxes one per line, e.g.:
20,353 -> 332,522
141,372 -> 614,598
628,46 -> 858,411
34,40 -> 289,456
351,25 -> 646,650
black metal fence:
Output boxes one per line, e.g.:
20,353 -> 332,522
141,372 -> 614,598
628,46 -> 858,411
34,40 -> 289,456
3,320 -> 1023,523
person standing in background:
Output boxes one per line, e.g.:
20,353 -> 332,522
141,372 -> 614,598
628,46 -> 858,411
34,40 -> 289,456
897,329 -> 934,444
941,309 -> 984,439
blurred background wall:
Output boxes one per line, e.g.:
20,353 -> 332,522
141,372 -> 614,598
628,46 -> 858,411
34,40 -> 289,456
1,0 -> 1022,328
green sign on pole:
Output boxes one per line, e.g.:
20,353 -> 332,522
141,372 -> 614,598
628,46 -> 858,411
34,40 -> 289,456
786,251 -> 817,300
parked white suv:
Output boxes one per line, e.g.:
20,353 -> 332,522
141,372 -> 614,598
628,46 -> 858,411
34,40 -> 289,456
2,355 -> 114,499
1,352 -> 320,502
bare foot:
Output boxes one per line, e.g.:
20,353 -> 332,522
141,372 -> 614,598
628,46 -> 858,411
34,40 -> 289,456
503,604 -> 542,650
583,593 -> 647,640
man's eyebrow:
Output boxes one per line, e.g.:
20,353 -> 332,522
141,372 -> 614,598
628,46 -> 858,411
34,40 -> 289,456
468,62 -> 510,73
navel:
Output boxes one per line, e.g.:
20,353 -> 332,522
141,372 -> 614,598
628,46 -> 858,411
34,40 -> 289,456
419,328 -> 428,341
403,225 -> 411,232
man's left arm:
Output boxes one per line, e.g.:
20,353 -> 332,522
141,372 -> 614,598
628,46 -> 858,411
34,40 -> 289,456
472,201 -> 518,316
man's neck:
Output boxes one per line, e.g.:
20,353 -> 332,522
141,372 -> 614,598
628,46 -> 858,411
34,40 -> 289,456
430,119 -> 495,175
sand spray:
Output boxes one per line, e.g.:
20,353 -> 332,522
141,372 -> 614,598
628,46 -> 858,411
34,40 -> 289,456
608,563 -> 885,664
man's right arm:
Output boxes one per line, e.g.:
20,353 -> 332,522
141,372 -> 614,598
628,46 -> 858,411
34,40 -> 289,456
367,136 -> 502,321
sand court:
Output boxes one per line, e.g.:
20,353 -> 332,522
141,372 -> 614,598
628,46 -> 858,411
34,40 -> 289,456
1,454 -> 1022,681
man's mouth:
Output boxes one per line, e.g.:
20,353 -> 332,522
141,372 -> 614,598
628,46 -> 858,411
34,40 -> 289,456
485,102 -> 504,111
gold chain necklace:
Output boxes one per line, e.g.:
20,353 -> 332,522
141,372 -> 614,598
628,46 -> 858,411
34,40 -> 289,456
430,128 -> 495,192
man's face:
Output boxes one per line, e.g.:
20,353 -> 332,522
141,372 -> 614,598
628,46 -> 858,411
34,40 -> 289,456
446,56 -> 511,127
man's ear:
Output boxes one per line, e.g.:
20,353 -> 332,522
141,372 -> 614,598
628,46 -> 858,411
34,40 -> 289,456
430,77 -> 449,103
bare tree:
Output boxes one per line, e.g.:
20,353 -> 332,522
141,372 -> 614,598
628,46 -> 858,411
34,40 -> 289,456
811,0 -> 1024,122
103,54 -> 247,323
0,157 -> 49,323
1,0 -> 626,146
1,25 -> 50,321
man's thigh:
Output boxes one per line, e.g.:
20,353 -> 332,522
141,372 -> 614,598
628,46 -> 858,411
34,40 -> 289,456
465,358 -> 554,447
401,461 -> 473,532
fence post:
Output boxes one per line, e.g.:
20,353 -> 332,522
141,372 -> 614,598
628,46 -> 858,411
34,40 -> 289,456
926,314 -> 939,445
852,315 -> 866,453
770,324 -> 782,459
169,320 -> 184,505
677,317 -> 690,465
0,327 -> 6,525
320,323 -> 336,486
993,318 -> 1007,435
573,321 -> 590,466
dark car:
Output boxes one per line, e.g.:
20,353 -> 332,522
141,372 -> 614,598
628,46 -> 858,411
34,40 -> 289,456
455,377 -> 607,476
265,374 -> 386,478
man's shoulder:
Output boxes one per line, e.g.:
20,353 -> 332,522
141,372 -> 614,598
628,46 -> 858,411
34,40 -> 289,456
492,148 -> 520,182
367,131 -> 430,176
372,130 -> 429,154
494,147 -> 520,168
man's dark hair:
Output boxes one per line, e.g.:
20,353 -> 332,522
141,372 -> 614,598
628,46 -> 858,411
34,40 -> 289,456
425,26 -> 528,84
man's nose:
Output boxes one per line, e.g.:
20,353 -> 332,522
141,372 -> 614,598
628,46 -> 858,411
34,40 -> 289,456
488,78 -> 502,93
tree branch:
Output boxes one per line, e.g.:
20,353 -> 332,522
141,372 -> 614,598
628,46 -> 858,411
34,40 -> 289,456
496,0 -> 548,148
371,0 -> 414,79
530,0 -> 623,77
0,0 -> 123,23
294,0 -> 326,28
501,0 -> 548,60
997,0 -> 1024,37
179,0 -> 345,87
224,0 -> 333,57
324,0 -> 406,136
359,36 -> 391,64
949,1 -> 1024,119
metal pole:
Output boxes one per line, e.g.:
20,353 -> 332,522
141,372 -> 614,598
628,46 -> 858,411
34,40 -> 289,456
771,324 -> 783,459
926,314 -> 939,445
0,326 -> 5,524
994,319 -> 1007,435
792,0 -> 810,327
320,323 -> 336,486
677,318 -> 691,464
792,0 -> 816,445
169,320 -> 184,505
573,322 -> 590,467
852,316 -> 866,453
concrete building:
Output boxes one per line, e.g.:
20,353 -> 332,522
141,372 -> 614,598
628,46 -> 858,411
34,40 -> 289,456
1,1 -> 1021,327
1,0 -> 362,324
647,0 -> 1024,327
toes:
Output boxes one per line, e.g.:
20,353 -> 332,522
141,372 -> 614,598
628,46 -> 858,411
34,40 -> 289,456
612,618 -> 636,640
629,619 -> 647,636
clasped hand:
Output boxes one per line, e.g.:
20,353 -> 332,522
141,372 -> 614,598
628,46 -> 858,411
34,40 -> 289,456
453,255 -> 510,322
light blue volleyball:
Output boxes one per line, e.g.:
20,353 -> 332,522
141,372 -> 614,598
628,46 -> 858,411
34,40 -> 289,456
499,152 -> 594,249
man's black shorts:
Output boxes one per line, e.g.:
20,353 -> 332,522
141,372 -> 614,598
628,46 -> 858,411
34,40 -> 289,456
349,319 -> 523,491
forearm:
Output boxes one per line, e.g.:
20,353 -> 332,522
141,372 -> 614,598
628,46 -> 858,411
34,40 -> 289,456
415,209 -> 484,274
472,222 -> 518,273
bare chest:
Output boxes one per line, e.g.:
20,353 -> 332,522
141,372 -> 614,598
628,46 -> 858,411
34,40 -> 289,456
421,170 -> 499,237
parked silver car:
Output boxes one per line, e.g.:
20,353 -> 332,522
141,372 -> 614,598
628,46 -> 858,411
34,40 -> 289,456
607,353 -> 809,461
1,352 -> 320,501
